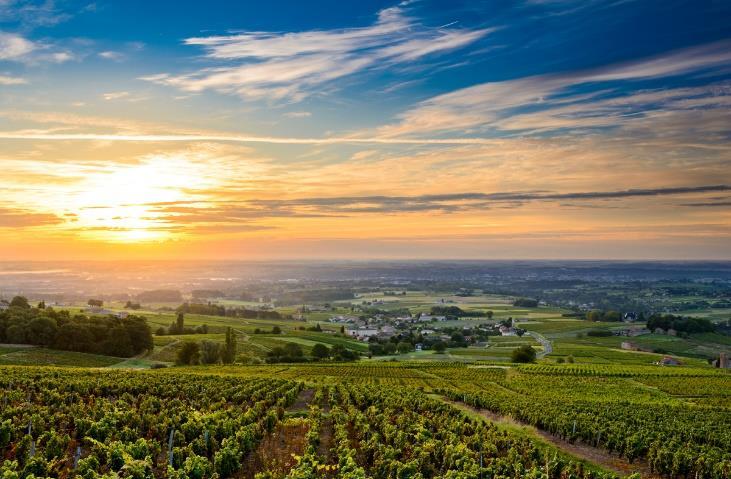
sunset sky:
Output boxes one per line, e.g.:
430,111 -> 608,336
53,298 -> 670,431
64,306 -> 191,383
1,0 -> 730,260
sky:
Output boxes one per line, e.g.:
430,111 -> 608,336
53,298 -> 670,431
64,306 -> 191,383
1,0 -> 730,260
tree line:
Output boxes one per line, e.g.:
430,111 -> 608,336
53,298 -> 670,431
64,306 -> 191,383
0,296 -> 152,357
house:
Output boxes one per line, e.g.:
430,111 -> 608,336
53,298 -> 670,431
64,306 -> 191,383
657,356 -> 681,366
419,314 -> 446,322
0,302 -> 8,311
499,325 -> 517,336
615,327 -> 650,337
420,329 -> 436,335
414,343 -> 423,351
329,315 -> 358,324
712,352 -> 730,369
347,328 -> 379,341
115,311 -> 129,319
623,312 -> 638,322
379,325 -> 396,335
667,329 -> 678,337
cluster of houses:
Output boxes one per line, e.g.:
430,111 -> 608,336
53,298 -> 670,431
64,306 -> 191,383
613,326 -> 651,337
84,305 -> 129,319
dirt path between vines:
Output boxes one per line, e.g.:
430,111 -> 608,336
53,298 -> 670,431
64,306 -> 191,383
441,397 -> 660,479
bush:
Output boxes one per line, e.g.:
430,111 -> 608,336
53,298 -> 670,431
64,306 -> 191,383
176,342 -> 200,365
587,329 -> 612,337
511,345 -> 537,363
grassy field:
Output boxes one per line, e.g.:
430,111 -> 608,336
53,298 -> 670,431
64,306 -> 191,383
0,347 -> 124,367
50,290 -> 730,368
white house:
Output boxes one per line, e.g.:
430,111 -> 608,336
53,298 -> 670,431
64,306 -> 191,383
115,311 -> 129,319
499,325 -> 517,336
419,314 -> 446,322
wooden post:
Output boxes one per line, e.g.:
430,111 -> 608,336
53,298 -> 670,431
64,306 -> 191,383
168,429 -> 175,466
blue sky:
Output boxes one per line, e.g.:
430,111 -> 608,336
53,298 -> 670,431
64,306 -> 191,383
1,1 -> 731,259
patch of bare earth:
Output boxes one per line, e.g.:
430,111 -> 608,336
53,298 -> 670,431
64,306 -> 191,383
241,421 -> 309,479
287,388 -> 314,412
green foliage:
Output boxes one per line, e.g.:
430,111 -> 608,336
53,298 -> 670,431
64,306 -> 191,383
0,304 -> 152,357
311,343 -> 330,360
511,345 -> 537,363
176,342 -> 200,365
222,327 -> 237,364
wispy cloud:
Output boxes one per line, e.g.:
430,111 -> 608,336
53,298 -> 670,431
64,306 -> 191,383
0,206 -> 60,227
378,40 -> 731,137
102,91 -> 131,101
0,131 -> 505,145
0,0 -> 71,28
0,31 -> 74,63
0,74 -> 26,84
142,4 -> 492,102
283,111 -> 311,118
136,184 -> 731,222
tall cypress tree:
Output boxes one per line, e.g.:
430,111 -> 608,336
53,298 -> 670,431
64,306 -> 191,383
223,327 -> 236,364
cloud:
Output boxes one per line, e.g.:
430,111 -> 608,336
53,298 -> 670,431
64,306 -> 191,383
0,0 -> 71,27
102,91 -> 131,101
0,130 -> 504,145
0,206 -> 60,227
283,111 -> 311,118
139,184 -> 731,221
99,50 -> 124,61
378,40 -> 731,137
142,4 -> 492,102
0,74 -> 26,85
0,32 -> 36,60
0,31 -> 74,64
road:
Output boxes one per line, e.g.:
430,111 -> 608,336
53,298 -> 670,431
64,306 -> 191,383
527,331 -> 552,357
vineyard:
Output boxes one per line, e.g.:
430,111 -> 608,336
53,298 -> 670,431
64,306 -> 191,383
1,362 -> 729,478
1,366 -> 620,479
0,369 -> 301,479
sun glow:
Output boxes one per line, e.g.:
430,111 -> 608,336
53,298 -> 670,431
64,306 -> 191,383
70,155 -> 206,243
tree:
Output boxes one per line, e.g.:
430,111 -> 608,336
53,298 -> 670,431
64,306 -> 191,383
9,296 -> 29,309
28,317 -> 57,346
54,323 -> 94,352
87,299 -> 103,307
222,327 -> 236,364
511,345 -> 537,363
177,342 -> 200,365
331,344 -> 358,361
312,343 -> 330,360
383,342 -> 397,355
397,341 -> 412,354
200,340 -> 221,364
272,326 -> 282,334
176,313 -> 185,333
432,341 -> 446,353
486,310 -> 494,319
283,343 -> 304,359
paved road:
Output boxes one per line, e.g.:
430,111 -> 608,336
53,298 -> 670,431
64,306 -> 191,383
527,331 -> 552,358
